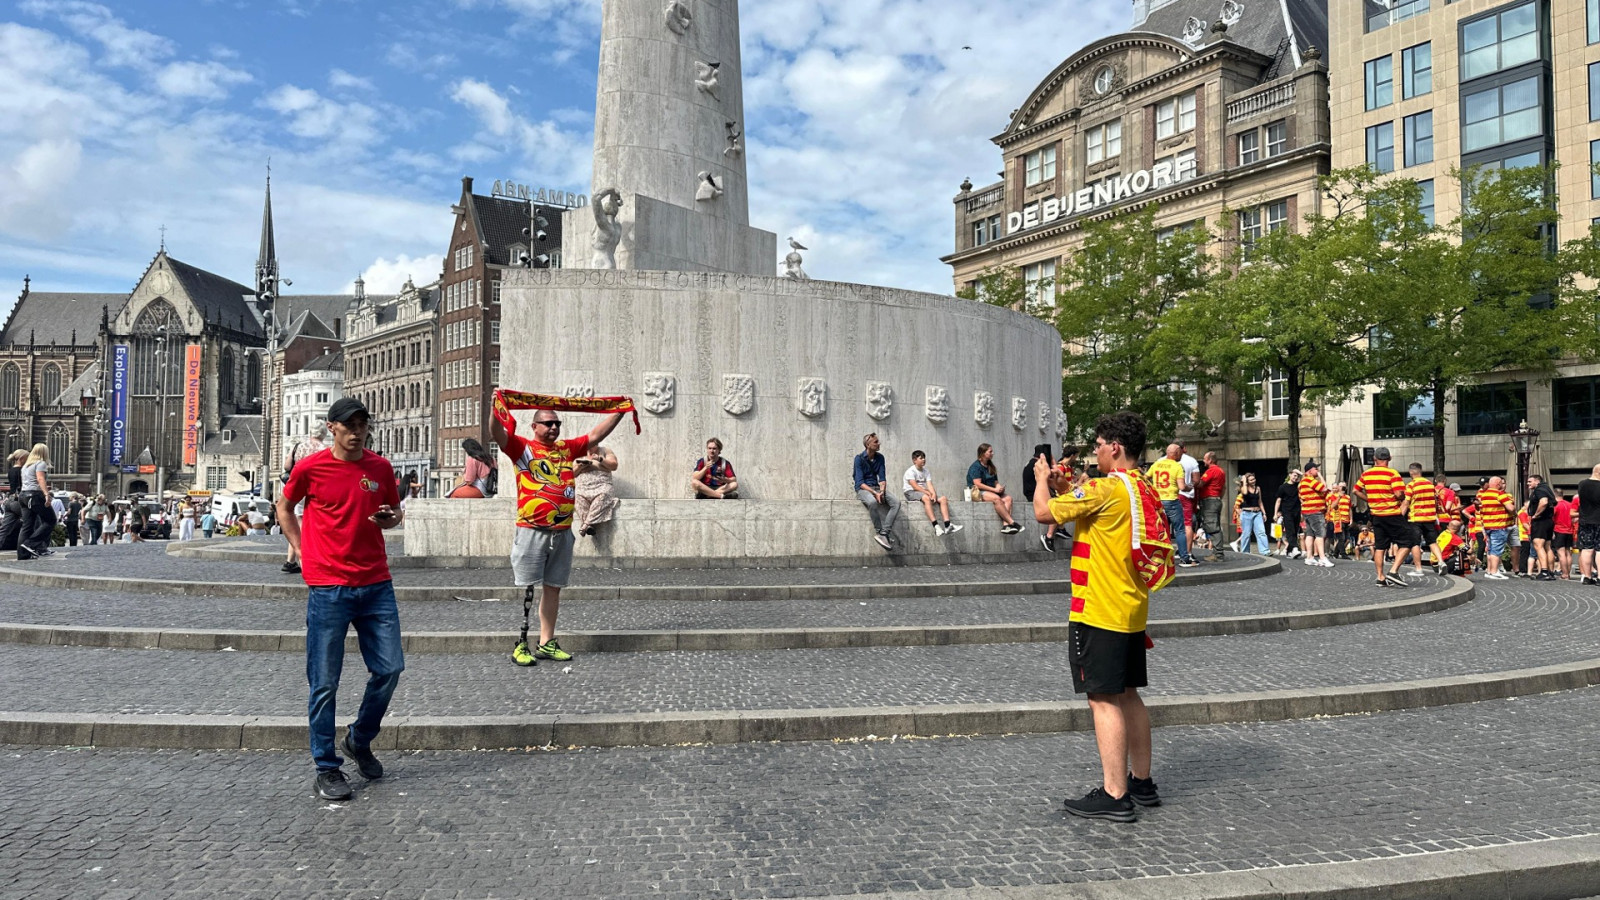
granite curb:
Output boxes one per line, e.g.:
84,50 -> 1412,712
0,553 -> 1278,602
3,654 -> 1592,750
806,835 -> 1600,899
0,575 -> 1470,653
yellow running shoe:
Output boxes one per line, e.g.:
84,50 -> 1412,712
511,640 -> 537,667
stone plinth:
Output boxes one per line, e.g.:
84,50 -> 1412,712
495,268 -> 1061,502
403,498 -> 1053,564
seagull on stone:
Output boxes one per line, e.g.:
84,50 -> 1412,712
787,237 -> 808,251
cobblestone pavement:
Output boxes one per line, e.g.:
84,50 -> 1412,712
3,689 -> 1598,899
6,541 -> 1258,588
0,576 -> 1589,717
0,557 -> 1386,633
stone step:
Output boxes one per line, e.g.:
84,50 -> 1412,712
0,577 -> 1474,652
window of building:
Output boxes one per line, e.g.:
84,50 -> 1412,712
40,364 -> 61,406
1404,111 -> 1433,166
490,360 -> 500,386
491,320 -> 501,345
1591,0 -> 1600,44
1156,93 -> 1196,140
1265,120 -> 1287,158
316,392 -> 328,404
1022,260 -> 1057,308
1374,392 -> 1436,439
1456,382 -> 1528,435
1461,76 -> 1540,153
1460,2 -> 1539,81
1238,130 -> 1259,166
1591,63 -> 1600,121
1267,368 -> 1289,419
1238,206 -> 1262,255
972,218 -> 990,247
1554,375 -> 1600,431
205,466 -> 227,490
1025,144 -> 1059,185
1265,199 -> 1288,234
1402,43 -> 1432,98
1593,141 -> 1600,199
492,280 -> 502,304
1086,122 -> 1121,166
1367,0 -> 1428,33
1419,179 -> 1435,226
1365,56 -> 1394,110
1242,371 -> 1263,421
46,423 -> 68,470
1366,121 -> 1395,173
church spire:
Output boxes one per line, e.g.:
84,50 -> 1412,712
255,165 -> 278,299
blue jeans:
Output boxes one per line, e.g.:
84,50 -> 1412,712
1239,510 -> 1270,555
1485,527 -> 1509,559
306,581 -> 405,771
1161,499 -> 1190,560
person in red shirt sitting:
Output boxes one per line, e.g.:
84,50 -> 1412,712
278,398 -> 406,802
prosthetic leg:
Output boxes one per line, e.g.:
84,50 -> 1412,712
511,585 -> 538,666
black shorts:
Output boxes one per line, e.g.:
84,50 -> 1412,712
1413,521 -> 1439,550
1371,515 -> 1415,551
1530,519 -> 1555,542
1069,622 -> 1148,695
1554,532 -> 1575,551
1580,524 -> 1600,552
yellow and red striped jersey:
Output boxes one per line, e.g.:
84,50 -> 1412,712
1406,479 -> 1438,523
1356,465 -> 1407,517
1476,488 -> 1514,529
1298,474 -> 1328,515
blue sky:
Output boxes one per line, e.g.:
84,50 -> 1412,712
0,0 -> 1126,320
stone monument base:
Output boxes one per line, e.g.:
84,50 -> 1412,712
403,498 -> 1053,567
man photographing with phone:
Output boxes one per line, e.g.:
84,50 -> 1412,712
278,397 -> 406,802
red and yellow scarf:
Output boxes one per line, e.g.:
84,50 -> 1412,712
492,389 -> 641,438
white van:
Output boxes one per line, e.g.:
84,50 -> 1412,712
211,494 -> 271,523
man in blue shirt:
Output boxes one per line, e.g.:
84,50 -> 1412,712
853,432 -> 900,550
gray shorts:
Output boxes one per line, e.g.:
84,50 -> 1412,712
1303,513 -> 1327,538
511,527 -> 575,589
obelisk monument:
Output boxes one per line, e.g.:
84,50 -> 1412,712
564,0 -> 777,274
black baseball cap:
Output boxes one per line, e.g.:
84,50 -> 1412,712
1304,460 -> 1319,471
326,397 -> 369,424
1374,446 -> 1392,460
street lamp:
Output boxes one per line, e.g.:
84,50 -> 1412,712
1510,419 -> 1540,505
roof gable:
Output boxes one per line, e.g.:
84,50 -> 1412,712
0,290 -> 120,347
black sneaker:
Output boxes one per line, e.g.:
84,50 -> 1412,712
315,768 -> 353,800
1385,572 -> 1408,587
1583,577 -> 1599,586
1536,571 -> 1556,582
1063,787 -> 1137,823
340,731 -> 383,780
1127,774 -> 1161,808
1039,533 -> 1053,552
281,561 -> 301,574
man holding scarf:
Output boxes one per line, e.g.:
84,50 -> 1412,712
490,390 -> 631,666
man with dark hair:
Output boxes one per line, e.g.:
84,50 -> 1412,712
278,398 -> 406,802
1353,447 -> 1412,588
854,433 -> 900,550
1033,410 -> 1162,823
1196,451 -> 1226,562
1524,473 -> 1557,581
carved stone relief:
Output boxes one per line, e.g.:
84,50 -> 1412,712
590,188 -> 623,269
1011,397 -> 1028,430
722,374 -> 755,415
1056,410 -> 1068,441
664,0 -> 692,35
641,372 -> 676,415
797,377 -> 826,417
565,384 -> 596,400
725,121 -> 743,158
974,391 -> 994,428
865,382 -> 893,421
925,386 -> 950,424
695,60 -> 721,99
1038,402 -> 1051,432
696,172 -> 723,202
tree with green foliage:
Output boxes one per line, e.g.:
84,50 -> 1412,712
1174,168 -> 1418,467
1049,204 -> 1214,447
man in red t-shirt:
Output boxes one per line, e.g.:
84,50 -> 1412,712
492,406 -> 626,667
278,398 -> 405,802
1196,451 -> 1227,561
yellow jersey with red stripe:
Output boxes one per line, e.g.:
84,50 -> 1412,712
1356,465 -> 1407,516
1327,494 -> 1352,524
1146,458 -> 1184,503
1297,474 -> 1328,514
1476,489 -> 1514,529
1406,479 -> 1438,523
1047,473 -> 1150,634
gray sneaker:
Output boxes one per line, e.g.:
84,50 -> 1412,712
314,768 -> 353,801
340,731 -> 383,780
873,532 -> 892,550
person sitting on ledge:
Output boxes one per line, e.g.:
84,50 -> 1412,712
690,438 -> 739,499
969,443 -> 1023,535
855,432 -> 900,550
904,450 -> 960,537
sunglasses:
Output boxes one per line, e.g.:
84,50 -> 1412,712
536,420 -> 563,429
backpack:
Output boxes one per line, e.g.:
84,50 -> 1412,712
483,464 -> 499,498
1112,471 -> 1177,593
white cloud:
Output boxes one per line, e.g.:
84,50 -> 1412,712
448,78 -> 591,187
354,254 -> 445,294
155,60 -> 253,100
19,0 -> 174,68
451,79 -> 515,136
262,84 -> 381,146
328,68 -> 375,92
